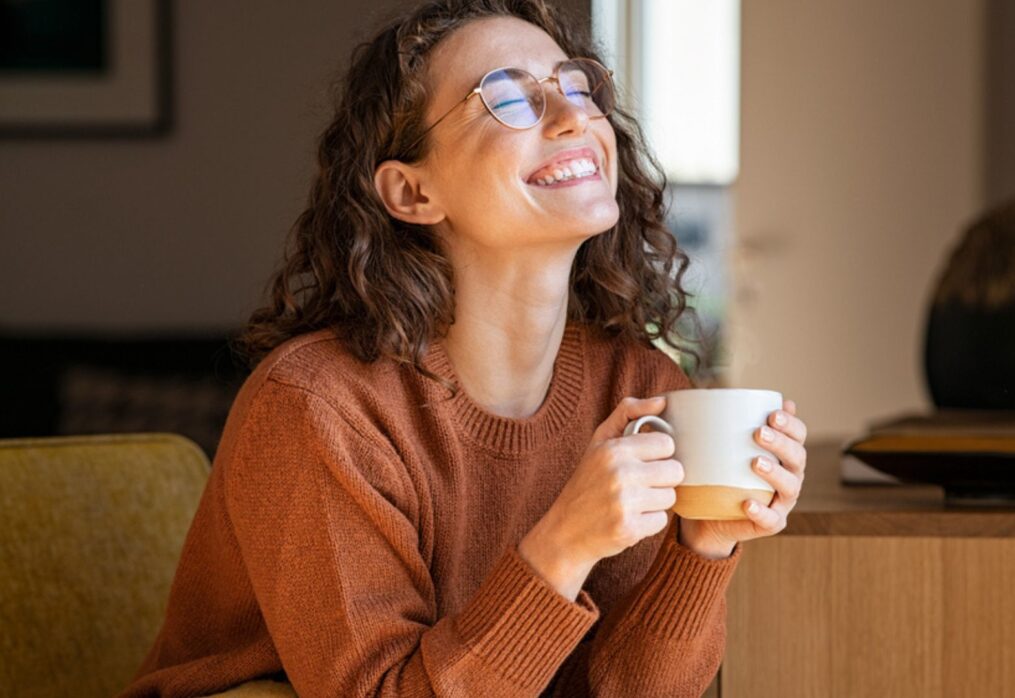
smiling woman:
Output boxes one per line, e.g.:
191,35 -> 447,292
234,1 -> 711,383
114,2 -> 789,697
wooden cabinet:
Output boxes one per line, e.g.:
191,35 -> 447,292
716,440 -> 1015,697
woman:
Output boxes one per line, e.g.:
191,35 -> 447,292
122,1 -> 808,696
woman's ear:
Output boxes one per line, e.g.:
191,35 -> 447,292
373,160 -> 445,226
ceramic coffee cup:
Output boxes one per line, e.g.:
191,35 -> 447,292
623,388 -> 782,520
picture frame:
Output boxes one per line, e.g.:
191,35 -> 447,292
0,0 -> 172,138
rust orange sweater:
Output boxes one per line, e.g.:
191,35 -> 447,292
121,322 -> 742,697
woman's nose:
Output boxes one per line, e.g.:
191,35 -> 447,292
540,87 -> 591,137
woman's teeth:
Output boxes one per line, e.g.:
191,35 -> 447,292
532,158 -> 598,186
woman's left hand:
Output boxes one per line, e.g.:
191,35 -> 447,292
677,399 -> 808,559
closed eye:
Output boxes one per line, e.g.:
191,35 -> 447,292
491,97 -> 529,110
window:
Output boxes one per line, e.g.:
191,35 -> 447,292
593,0 -> 740,384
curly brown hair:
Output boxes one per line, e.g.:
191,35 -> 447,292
232,0 -> 714,390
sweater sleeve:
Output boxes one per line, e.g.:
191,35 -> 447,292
546,516 -> 741,697
223,378 -> 599,698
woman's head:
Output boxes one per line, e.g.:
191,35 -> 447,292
374,15 -> 621,254
235,0 -> 712,385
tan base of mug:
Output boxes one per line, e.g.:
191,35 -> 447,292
672,485 -> 776,520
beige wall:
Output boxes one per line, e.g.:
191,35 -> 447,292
986,0 -> 1015,206
728,0 -> 986,439
1,1 -> 403,331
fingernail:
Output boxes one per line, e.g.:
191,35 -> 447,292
747,500 -> 759,514
755,457 -> 772,473
774,412 -> 786,427
761,426 -> 774,442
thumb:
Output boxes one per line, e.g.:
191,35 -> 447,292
592,395 -> 667,442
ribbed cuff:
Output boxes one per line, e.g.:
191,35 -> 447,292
625,522 -> 742,639
454,546 -> 600,690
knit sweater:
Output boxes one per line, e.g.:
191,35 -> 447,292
121,321 -> 742,698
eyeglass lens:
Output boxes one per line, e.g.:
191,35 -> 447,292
479,59 -> 614,129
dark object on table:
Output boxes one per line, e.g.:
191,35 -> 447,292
842,409 -> 1015,506
923,198 -> 1015,409
0,329 -> 249,458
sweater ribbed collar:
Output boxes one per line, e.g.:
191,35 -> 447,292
421,322 -> 586,455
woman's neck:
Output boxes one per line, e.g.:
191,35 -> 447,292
440,247 -> 576,419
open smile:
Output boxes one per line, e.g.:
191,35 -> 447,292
524,146 -> 603,188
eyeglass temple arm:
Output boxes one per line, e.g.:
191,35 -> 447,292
404,87 -> 481,153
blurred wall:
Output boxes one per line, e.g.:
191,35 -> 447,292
1,1 -> 388,332
986,0 -> 1015,206
728,0 -> 986,438
0,0 -> 589,333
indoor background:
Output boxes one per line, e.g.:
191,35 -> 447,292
1,0 -> 1012,451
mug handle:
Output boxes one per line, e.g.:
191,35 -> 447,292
623,415 -> 674,437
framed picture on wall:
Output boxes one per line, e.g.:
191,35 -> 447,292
0,0 -> 171,137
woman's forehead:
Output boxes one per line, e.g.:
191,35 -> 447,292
428,16 -> 568,101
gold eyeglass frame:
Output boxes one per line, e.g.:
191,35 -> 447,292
403,57 -> 615,154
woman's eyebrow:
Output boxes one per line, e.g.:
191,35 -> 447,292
472,57 -> 569,83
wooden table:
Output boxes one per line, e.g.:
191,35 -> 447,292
716,437 -> 1015,697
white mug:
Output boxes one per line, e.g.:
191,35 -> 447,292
624,388 -> 782,520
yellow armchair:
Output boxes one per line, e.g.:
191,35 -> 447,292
0,432 -> 298,698
0,433 -> 210,697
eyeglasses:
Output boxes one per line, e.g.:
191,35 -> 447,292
403,57 -> 615,154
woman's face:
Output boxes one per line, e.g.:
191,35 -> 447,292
418,16 -> 620,252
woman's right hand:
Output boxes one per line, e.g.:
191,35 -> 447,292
517,396 -> 685,601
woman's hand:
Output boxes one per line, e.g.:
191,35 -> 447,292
518,396 -> 685,601
677,399 -> 808,559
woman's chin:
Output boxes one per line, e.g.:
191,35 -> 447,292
530,189 -> 618,220
563,203 -> 620,237
548,217 -> 622,247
